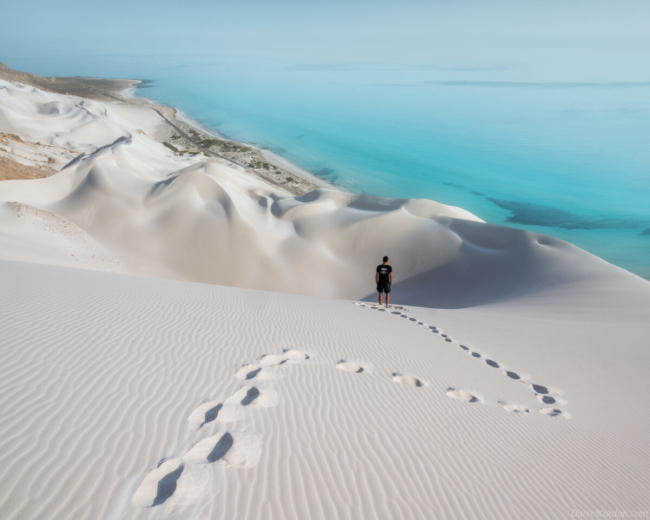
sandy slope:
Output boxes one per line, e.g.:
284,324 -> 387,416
1,259 -> 649,520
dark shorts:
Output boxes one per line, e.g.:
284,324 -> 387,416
377,283 -> 391,294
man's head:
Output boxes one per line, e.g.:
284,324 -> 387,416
383,256 -> 389,264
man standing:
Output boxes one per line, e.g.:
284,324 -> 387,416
375,256 -> 393,307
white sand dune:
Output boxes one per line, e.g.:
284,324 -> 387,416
1,77 -> 650,519
1,259 -> 649,520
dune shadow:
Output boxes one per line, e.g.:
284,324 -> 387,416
360,219 -> 573,309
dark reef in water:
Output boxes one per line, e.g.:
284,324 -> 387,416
315,167 -> 335,177
487,198 -> 642,230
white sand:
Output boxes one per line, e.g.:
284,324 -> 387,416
1,78 -> 650,519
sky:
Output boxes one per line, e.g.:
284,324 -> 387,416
2,0 -> 649,77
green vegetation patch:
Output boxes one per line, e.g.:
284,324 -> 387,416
198,138 -> 249,153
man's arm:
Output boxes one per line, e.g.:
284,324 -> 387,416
390,271 -> 393,284
375,271 -> 379,284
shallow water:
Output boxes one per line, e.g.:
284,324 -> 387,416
3,48 -> 649,278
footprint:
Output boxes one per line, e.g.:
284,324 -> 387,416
409,317 -> 417,322
184,431 -> 262,468
336,360 -> 364,373
540,407 -> 572,420
132,458 -> 184,508
283,349 -> 309,360
188,400 -> 242,430
445,338 -> 454,343
188,401 -> 223,431
234,364 -> 277,381
226,385 -> 279,409
459,345 -> 469,351
235,365 -> 262,380
504,371 -> 531,381
240,387 -> 260,406
258,354 -> 285,367
498,401 -> 530,413
485,359 -> 500,368
400,315 -> 408,319
391,312 -> 401,315
184,432 -> 234,465
537,395 -> 568,406
392,373 -> 424,387
529,383 -> 564,396
446,388 -> 482,403
470,352 -> 482,358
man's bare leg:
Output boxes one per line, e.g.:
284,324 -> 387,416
378,292 -> 383,305
386,293 -> 390,307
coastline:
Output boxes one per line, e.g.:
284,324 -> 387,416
0,62 -> 335,195
115,78 -> 337,195
163,100 -> 338,193
120,82 -> 337,191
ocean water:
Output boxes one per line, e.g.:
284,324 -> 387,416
3,48 -> 649,279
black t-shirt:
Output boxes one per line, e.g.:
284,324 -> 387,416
376,264 -> 392,284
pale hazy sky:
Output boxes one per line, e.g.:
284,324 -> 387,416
2,0 -> 649,78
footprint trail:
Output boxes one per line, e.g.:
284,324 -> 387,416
353,301 -> 571,419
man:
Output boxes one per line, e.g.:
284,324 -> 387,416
375,256 -> 393,307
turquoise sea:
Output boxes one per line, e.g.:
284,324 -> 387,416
3,47 -> 649,279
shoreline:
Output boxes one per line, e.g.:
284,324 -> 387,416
120,76 -> 338,194
116,78 -> 338,195
0,62 -> 336,195
163,98 -> 338,192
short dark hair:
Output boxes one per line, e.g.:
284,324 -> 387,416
383,256 -> 389,263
